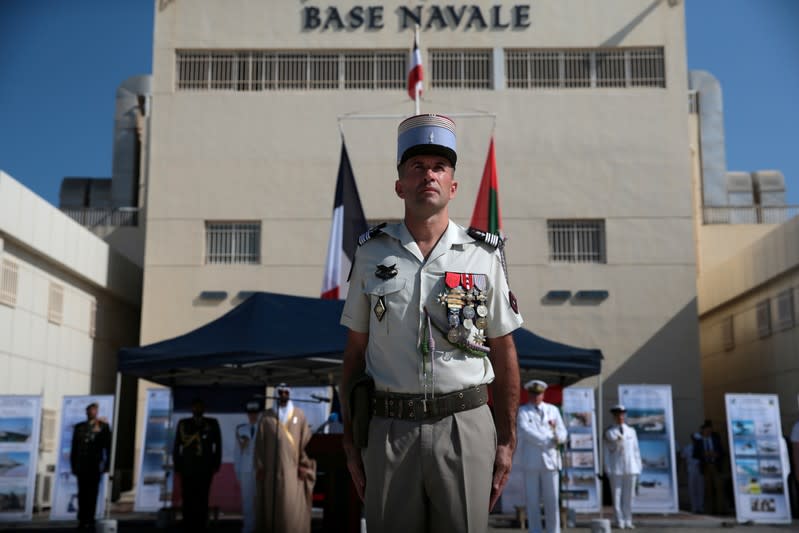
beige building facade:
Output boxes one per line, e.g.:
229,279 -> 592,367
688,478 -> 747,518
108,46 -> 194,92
0,171 -> 142,506
141,0 -> 702,438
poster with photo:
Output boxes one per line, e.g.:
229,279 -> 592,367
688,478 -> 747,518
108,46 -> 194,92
725,394 -> 791,524
619,385 -> 678,513
134,389 -> 173,512
50,395 -> 114,521
0,396 -> 42,521
562,387 -> 600,512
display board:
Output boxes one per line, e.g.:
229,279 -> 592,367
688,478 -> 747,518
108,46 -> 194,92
562,387 -> 600,512
50,395 -> 114,520
134,389 -> 172,512
618,385 -> 678,513
0,395 -> 42,521
725,394 -> 791,524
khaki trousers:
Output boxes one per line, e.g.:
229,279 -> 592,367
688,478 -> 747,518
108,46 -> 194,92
363,404 -> 496,533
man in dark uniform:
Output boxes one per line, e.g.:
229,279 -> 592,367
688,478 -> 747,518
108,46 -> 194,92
70,402 -> 111,531
173,397 -> 222,531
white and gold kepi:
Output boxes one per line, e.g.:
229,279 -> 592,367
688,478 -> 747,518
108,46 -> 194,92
397,114 -> 457,167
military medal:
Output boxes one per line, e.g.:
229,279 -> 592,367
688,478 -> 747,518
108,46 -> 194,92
462,305 -> 475,319
475,317 -> 487,330
438,272 -> 491,352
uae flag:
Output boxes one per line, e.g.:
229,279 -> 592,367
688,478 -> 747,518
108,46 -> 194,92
469,137 -> 503,235
321,142 -> 368,300
407,29 -> 423,101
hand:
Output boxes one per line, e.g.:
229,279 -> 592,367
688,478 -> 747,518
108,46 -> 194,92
298,466 -> 312,481
344,439 -> 366,502
489,443 -> 513,511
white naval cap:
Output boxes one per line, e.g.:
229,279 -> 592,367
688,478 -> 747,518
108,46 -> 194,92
610,404 -> 627,413
524,379 -> 548,393
276,383 -> 291,393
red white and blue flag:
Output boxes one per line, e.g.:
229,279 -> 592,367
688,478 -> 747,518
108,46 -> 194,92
407,29 -> 423,101
322,142 -> 368,300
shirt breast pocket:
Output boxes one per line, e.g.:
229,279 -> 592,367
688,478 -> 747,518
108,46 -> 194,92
364,277 -> 407,336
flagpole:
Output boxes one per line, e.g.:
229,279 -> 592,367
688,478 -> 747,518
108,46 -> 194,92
414,25 -> 421,115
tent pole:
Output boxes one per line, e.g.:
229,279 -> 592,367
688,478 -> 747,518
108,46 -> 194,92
597,372 -> 604,519
105,371 -> 123,519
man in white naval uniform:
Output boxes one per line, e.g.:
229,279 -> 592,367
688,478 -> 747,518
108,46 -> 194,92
517,379 -> 567,533
340,114 -> 523,533
603,404 -> 641,530
233,399 -> 261,533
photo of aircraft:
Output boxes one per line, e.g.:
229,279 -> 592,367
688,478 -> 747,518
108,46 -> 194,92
0,453 -> 26,476
0,418 -> 32,443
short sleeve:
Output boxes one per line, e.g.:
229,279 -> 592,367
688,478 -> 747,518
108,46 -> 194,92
484,248 -> 523,339
340,247 -> 370,333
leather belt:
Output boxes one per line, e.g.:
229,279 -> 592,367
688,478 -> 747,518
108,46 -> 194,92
372,385 -> 488,420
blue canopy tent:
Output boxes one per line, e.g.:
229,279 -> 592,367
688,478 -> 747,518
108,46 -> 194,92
117,292 -> 601,387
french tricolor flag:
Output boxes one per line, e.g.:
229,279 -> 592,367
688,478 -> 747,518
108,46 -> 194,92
407,29 -> 423,101
321,142 -> 368,300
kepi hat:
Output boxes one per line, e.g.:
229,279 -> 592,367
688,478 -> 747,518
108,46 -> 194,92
397,114 -> 457,168
524,379 -> 548,394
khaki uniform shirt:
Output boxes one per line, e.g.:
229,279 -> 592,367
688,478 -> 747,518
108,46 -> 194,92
341,221 -> 523,394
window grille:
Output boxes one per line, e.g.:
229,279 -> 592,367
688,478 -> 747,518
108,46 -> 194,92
776,289 -> 794,330
547,220 -> 606,263
430,49 -> 492,89
89,299 -> 97,338
756,299 -> 771,338
722,316 -> 734,351
48,283 -> 63,325
205,222 -> 261,264
506,47 -> 665,89
177,50 -> 406,91
0,259 -> 18,307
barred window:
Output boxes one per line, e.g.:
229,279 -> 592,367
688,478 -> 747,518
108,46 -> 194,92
430,49 -> 492,89
205,222 -> 261,264
756,299 -> 771,338
177,50 -> 406,91
48,283 -> 64,325
776,289 -> 794,330
547,220 -> 606,263
0,259 -> 18,307
722,316 -> 734,350
506,47 -> 665,89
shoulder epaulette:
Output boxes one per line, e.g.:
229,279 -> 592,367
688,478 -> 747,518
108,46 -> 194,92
467,227 -> 503,249
358,222 -> 387,246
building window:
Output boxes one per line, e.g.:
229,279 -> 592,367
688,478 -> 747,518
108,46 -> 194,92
547,220 -> 606,263
205,222 -> 261,264
176,50 -> 406,91
0,259 -> 19,307
430,49 -> 492,89
505,47 -> 665,89
48,283 -> 64,325
776,289 -> 794,330
89,299 -> 97,338
722,316 -> 735,351
756,299 -> 771,338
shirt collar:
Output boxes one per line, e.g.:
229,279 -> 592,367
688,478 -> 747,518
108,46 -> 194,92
382,221 -> 473,262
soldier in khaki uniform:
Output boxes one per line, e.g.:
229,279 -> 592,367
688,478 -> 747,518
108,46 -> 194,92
340,114 -> 523,533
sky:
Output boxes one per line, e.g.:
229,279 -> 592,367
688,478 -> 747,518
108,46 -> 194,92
1,0 -> 798,206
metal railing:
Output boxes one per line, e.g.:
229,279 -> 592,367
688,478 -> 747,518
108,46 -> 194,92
60,207 -> 139,228
702,205 -> 799,225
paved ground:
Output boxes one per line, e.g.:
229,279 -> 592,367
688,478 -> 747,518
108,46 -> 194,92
0,509 -> 795,532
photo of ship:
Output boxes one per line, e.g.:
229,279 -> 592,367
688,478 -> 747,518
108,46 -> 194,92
639,439 -> 670,470
0,486 -> 26,512
732,419 -> 755,437
0,418 -> 33,444
758,459 -> 781,476
566,412 -> 591,429
733,438 -> 758,456
756,439 -> 779,455
736,458 -> 759,477
568,432 -> 593,450
626,409 -> 666,434
565,451 -> 594,468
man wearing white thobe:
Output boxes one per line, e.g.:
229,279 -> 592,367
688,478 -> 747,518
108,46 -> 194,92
604,404 -> 641,530
517,379 -> 567,533
234,399 -> 261,533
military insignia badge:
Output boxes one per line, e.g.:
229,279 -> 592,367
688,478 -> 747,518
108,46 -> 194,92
375,263 -> 398,280
374,296 -> 387,321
